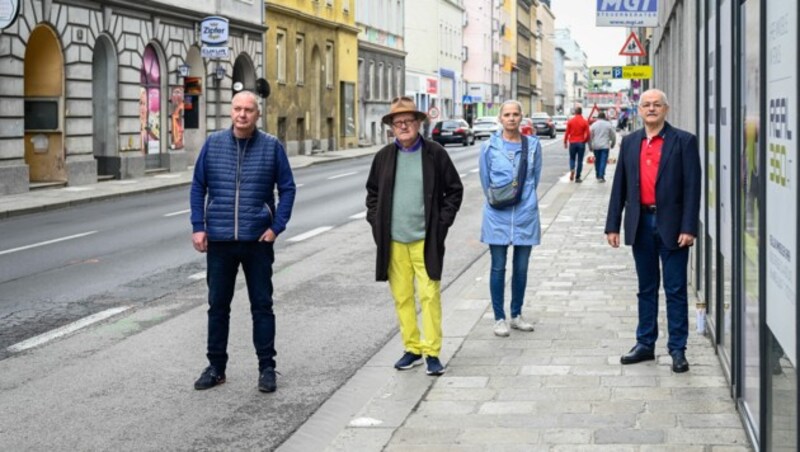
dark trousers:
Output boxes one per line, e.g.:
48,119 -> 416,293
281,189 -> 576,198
206,241 -> 276,372
631,212 -> 689,353
593,148 -> 609,179
568,143 -> 586,179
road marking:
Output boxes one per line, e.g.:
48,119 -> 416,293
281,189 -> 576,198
469,168 -> 479,173
287,226 -> 333,242
0,231 -> 98,256
7,306 -> 131,353
327,171 -> 358,180
349,211 -> 367,220
459,173 -> 467,178
188,271 -> 206,281
164,209 -> 190,217
296,183 -> 305,188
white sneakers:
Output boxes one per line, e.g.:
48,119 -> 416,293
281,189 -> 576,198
510,315 -> 535,332
495,316 -> 535,336
493,320 -> 510,337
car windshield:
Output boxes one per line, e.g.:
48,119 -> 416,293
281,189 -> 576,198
442,121 -> 461,128
552,115 -> 567,121
476,117 -> 496,123
475,119 -> 497,124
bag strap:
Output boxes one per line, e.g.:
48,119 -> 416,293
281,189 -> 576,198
514,135 -> 528,205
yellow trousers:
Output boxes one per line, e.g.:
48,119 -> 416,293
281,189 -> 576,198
388,240 -> 442,357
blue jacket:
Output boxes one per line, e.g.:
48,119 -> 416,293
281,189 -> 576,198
605,122 -> 701,249
190,128 -> 296,241
479,132 -> 543,246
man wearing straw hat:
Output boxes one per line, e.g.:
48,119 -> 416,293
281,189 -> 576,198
366,96 -> 463,376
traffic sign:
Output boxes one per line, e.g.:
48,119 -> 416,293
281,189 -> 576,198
619,32 -> 646,57
606,108 -> 617,119
589,65 -> 653,80
428,106 -> 440,119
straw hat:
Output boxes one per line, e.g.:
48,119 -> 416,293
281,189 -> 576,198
382,96 -> 428,125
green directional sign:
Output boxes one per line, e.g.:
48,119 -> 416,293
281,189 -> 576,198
590,65 -> 652,80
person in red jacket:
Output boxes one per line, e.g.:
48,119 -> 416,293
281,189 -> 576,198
563,106 -> 590,182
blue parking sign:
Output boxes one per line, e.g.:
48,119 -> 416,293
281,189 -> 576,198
613,67 -> 623,79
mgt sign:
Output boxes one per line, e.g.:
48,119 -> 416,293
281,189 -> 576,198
597,0 -> 659,28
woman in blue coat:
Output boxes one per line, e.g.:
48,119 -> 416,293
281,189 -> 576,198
479,100 -> 543,337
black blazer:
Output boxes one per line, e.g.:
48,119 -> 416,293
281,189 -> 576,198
366,137 -> 463,281
605,122 -> 701,250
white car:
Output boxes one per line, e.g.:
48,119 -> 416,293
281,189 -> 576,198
472,116 -> 501,139
552,115 -> 568,132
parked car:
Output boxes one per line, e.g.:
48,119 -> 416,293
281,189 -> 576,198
552,115 -> 568,132
531,112 -> 556,138
431,119 -> 476,146
519,118 -> 534,136
472,116 -> 501,139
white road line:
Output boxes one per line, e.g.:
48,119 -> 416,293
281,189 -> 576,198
327,171 -> 358,180
296,183 -> 305,188
0,231 -> 98,256
7,306 -> 131,353
164,209 -> 190,217
469,168 -> 479,173
188,271 -> 206,281
349,211 -> 367,220
287,226 -> 333,242
459,173 -> 467,178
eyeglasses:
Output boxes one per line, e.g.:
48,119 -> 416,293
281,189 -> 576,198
639,102 -> 665,109
392,119 -> 417,129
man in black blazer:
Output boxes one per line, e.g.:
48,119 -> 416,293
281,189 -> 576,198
604,89 -> 701,373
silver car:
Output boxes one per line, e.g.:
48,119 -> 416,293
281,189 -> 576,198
552,115 -> 568,132
472,116 -> 501,139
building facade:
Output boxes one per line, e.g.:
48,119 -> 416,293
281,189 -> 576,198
356,0 -> 405,146
535,0 -> 554,114
651,1 -> 799,450
462,0 -> 498,119
0,0 -> 264,195
552,28 -> 588,114
515,0 -> 533,116
264,0 -> 358,155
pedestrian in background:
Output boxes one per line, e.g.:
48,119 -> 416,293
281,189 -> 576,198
589,111 -> 617,182
479,100 -> 543,337
366,96 -> 463,376
605,88 -> 701,373
563,106 -> 590,183
190,91 -> 296,392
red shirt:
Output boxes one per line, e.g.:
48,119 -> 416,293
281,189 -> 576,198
564,115 -> 590,145
639,135 -> 664,205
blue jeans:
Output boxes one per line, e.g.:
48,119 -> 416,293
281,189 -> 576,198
489,245 -> 532,321
631,212 -> 689,352
206,241 -> 276,372
568,143 -> 586,179
593,148 -> 609,179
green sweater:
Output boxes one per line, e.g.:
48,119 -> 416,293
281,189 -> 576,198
391,150 -> 426,243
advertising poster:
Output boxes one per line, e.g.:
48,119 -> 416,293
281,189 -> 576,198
170,87 -> 184,149
141,46 -> 161,155
766,0 -> 797,364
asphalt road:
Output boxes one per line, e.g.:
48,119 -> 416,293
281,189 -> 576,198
0,135 -> 570,450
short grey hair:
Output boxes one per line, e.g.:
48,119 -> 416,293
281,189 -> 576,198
233,90 -> 262,114
638,89 -> 669,107
498,100 -> 524,118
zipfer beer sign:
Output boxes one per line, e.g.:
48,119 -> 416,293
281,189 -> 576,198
596,0 -> 659,28
200,16 -> 229,45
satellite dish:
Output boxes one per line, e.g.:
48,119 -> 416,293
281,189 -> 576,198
232,81 -> 244,92
255,78 -> 270,99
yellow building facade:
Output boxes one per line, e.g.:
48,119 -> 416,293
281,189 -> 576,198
264,0 -> 359,154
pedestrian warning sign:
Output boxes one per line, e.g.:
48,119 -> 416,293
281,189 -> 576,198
619,32 -> 646,57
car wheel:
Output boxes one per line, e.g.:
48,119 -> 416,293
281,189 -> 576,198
462,136 -> 469,146
470,135 -> 476,145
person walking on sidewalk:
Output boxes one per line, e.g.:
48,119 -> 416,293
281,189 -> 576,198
479,100 -> 543,337
604,89 -> 701,373
190,91 -> 296,392
589,111 -> 617,182
564,106 -> 590,182
366,96 -> 463,376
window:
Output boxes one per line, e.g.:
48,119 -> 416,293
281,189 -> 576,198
377,62 -> 384,100
325,42 -> 334,87
396,66 -> 402,97
387,65 -> 393,99
341,82 -> 355,137
368,61 -> 375,99
276,30 -> 286,83
295,34 -> 305,85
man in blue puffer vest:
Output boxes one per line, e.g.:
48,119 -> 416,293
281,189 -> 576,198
190,91 -> 296,393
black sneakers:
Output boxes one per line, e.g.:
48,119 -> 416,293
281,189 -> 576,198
194,366 -> 226,390
259,367 -> 277,393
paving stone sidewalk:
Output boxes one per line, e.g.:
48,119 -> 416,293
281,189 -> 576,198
382,165 -> 752,450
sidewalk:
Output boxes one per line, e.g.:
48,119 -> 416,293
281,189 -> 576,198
281,152 -> 752,451
0,145 -> 383,219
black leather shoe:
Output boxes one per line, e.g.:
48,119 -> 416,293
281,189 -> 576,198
670,350 -> 690,373
620,344 -> 655,365
258,367 -> 277,393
